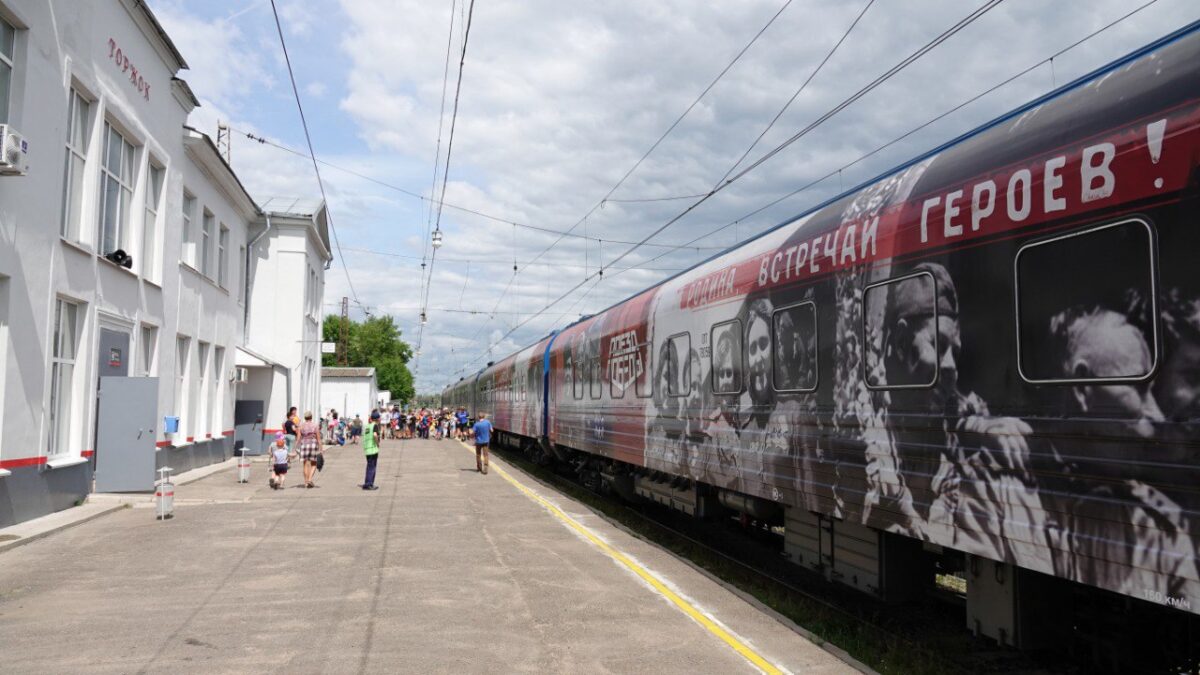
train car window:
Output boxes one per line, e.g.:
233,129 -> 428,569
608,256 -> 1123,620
590,358 -> 602,399
710,320 -> 742,394
666,332 -> 692,397
571,355 -> 583,400
863,270 -> 939,389
773,302 -> 818,392
1015,218 -> 1157,383
635,341 -> 652,398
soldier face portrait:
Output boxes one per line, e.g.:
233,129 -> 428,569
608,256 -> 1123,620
1158,336 -> 1200,423
1056,308 -> 1163,441
747,313 -> 771,406
712,322 -> 741,394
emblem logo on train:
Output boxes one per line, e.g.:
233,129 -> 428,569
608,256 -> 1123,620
607,329 -> 644,392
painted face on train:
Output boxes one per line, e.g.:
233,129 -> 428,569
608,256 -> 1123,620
1055,307 -> 1164,440
883,265 -> 962,410
1158,295 -> 1200,424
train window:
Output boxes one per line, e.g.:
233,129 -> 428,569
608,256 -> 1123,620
863,270 -> 939,389
1015,218 -> 1157,383
710,320 -> 742,394
665,332 -> 692,397
773,302 -> 818,392
635,341 -> 652,398
590,358 -> 602,399
571,355 -> 583,400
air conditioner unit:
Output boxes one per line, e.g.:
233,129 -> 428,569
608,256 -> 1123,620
0,124 -> 29,176
231,366 -> 249,383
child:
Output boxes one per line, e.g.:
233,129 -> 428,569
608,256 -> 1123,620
269,432 -> 295,490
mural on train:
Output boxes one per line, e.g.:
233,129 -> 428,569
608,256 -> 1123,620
462,29 -> 1200,615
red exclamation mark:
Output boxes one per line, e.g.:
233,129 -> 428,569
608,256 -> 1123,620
1147,119 -> 1166,189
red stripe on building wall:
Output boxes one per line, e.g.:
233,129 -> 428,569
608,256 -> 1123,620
82,449 -> 94,457
155,441 -> 171,448
0,456 -> 47,469
205,433 -> 212,439
262,428 -> 282,434
222,429 -> 235,436
186,437 -> 194,442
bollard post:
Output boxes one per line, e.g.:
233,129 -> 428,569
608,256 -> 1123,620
155,466 -> 174,520
237,451 -> 251,483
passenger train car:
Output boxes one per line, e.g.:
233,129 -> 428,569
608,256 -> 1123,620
444,24 -> 1200,652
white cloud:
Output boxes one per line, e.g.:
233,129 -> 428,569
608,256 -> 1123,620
305,81 -> 328,97
161,0 -> 1200,392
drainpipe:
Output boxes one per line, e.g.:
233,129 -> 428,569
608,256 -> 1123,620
243,213 -> 272,344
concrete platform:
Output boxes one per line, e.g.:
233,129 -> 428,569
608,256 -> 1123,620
0,438 -> 862,674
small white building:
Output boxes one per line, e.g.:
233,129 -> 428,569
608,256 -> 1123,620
320,367 -> 379,423
0,0 -> 328,527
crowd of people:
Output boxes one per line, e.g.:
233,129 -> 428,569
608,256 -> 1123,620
269,405 -> 486,492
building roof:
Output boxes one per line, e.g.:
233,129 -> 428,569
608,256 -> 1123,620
322,367 -> 376,378
128,0 -> 189,71
259,197 -> 326,218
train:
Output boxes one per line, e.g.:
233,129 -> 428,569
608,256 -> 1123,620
444,22 -> 1200,659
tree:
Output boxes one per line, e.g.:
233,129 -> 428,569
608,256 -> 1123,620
322,314 -> 415,403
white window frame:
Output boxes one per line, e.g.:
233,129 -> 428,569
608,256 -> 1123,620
217,223 -> 229,288
0,276 -> 9,467
200,210 -> 213,277
141,160 -> 164,281
175,335 -> 190,444
0,15 -> 15,125
238,245 -> 246,303
197,341 -> 210,438
181,191 -> 196,266
97,121 -> 137,256
213,346 -> 225,435
60,88 -> 91,241
48,299 -> 81,457
140,323 -> 157,377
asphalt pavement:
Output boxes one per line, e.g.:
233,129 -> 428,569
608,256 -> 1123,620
0,437 -> 858,674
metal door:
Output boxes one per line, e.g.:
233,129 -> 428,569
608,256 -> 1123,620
98,328 -> 130,377
234,399 -> 265,455
95,376 -> 159,492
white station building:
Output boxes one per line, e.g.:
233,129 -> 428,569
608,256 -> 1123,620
320,367 -> 379,424
0,0 -> 329,527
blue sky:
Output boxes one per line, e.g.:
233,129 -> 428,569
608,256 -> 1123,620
149,0 -> 1200,392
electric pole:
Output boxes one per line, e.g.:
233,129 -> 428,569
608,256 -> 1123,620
338,296 -> 349,366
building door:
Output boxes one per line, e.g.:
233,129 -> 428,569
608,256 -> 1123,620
95,376 -> 159,492
98,328 -> 130,377
233,399 -> 265,456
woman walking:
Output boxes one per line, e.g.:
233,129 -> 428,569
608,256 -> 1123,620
297,411 -> 322,488
283,406 -> 299,452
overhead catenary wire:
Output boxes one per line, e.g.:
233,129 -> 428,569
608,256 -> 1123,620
416,0 -> 478,363
267,0 -> 360,307
452,0 -> 1005,381
608,0 -> 1165,281
234,127 -> 727,251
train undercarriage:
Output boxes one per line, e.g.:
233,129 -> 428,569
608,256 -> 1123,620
491,429 -> 1200,673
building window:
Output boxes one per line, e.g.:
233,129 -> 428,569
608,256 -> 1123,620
181,192 -> 195,266
238,245 -> 246,302
773,303 -> 818,392
200,210 -> 213,277
175,336 -> 189,442
213,346 -> 225,433
98,122 -> 136,256
142,162 -> 164,280
0,17 -> 14,124
60,89 -> 90,241
1015,218 -> 1157,383
217,224 -> 229,288
48,299 -> 80,456
197,342 -> 210,436
710,320 -> 742,395
140,324 -> 157,376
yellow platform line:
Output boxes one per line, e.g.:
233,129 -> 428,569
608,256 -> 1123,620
464,443 -> 785,675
